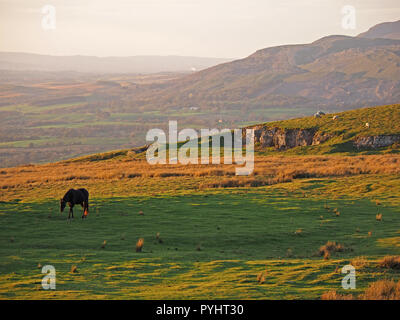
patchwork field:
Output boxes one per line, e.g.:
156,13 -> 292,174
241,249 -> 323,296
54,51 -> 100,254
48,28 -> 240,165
1,153 -> 400,299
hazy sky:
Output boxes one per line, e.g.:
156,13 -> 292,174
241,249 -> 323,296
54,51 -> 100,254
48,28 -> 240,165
0,0 -> 399,58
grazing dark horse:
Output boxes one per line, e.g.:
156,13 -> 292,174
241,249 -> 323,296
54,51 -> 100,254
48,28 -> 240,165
60,188 -> 89,219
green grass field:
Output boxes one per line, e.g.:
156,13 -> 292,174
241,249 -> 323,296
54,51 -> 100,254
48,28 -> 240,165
1,176 -> 400,299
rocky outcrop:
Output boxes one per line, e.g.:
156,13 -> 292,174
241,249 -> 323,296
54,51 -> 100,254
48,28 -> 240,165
353,135 -> 400,149
245,126 -> 332,150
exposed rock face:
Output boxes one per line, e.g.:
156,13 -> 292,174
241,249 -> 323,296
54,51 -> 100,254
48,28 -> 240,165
245,126 -> 332,150
353,135 -> 400,149
243,126 -> 400,150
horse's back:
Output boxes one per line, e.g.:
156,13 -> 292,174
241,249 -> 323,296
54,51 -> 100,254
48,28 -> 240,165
78,188 -> 89,200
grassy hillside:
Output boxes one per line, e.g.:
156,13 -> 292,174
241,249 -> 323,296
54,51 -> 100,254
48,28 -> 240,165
263,104 -> 400,135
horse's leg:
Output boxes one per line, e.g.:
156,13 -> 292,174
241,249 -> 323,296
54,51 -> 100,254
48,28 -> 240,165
82,201 -> 85,219
68,207 -> 71,219
82,201 -> 89,219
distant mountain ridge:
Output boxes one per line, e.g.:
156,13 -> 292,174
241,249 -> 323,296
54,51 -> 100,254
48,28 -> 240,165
123,21 -> 400,113
0,52 -> 232,74
358,20 -> 400,40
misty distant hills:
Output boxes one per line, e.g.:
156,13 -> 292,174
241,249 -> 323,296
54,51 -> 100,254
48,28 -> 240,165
358,19 -> 400,40
0,52 -> 232,74
126,21 -> 400,112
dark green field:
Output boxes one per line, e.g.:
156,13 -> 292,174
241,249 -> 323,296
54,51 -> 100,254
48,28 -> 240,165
1,182 -> 400,299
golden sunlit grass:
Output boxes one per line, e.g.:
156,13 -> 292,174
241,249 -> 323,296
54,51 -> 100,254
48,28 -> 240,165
2,154 -> 400,202
321,290 -> 354,300
350,256 -> 369,269
324,279 -> 400,300
322,279 -> 400,300
0,154 -> 400,204
360,280 -> 400,300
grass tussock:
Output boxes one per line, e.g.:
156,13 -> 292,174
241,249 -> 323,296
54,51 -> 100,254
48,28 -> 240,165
378,256 -> 400,270
294,229 -> 303,236
319,241 -> 345,258
257,269 -> 267,284
136,238 -> 144,252
156,232 -> 163,244
333,208 -> 340,216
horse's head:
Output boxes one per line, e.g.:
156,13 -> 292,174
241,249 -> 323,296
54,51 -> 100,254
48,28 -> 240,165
60,198 -> 66,212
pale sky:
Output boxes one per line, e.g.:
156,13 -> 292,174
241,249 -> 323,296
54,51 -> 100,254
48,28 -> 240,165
0,0 -> 399,58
